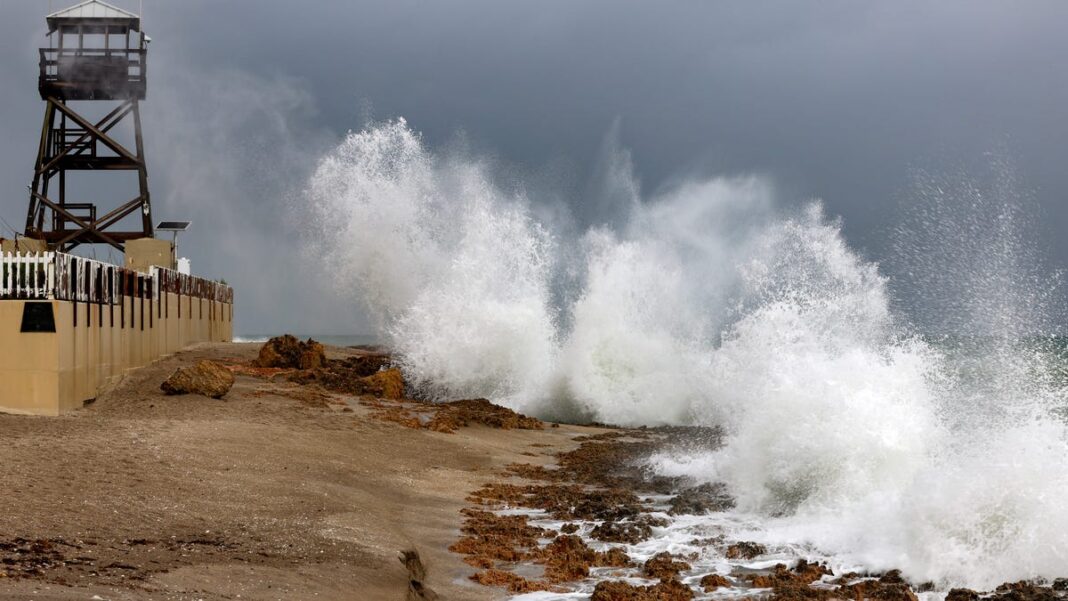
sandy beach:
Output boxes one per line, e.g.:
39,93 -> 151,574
5,341 -> 1068,601
0,342 -> 604,601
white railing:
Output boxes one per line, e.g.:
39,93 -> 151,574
1,251 -> 232,305
0,252 -> 56,299
151,266 -> 233,304
53,252 -> 122,304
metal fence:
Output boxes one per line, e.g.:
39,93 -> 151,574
0,251 -> 232,305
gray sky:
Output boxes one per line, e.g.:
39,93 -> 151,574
2,0 -> 1067,335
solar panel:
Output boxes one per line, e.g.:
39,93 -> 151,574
156,221 -> 191,231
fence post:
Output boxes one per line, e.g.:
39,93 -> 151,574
46,252 -> 55,299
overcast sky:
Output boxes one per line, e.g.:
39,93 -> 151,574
1,0 -> 1066,335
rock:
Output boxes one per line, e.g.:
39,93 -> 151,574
668,482 -> 734,515
541,534 -> 597,582
725,541 -> 766,560
337,354 -> 391,377
591,580 -> 644,601
469,569 -> 548,594
358,368 -> 405,399
946,589 -> 980,601
590,578 -> 695,601
748,560 -> 831,589
880,570 -> 906,584
161,360 -> 234,399
700,574 -> 731,591
596,546 -> 632,568
449,509 -> 549,568
590,515 -> 666,544
287,359 -> 401,398
990,582 -> 1060,601
425,398 -> 542,432
252,334 -> 325,369
642,551 -> 691,581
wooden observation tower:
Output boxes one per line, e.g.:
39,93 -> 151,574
25,0 -> 153,252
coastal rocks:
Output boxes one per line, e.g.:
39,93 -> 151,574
470,569 -> 550,594
289,359 -> 399,396
700,573 -> 731,591
590,578 -> 695,601
748,561 -> 920,601
667,482 -> 734,515
725,541 -> 767,559
336,353 -> 392,377
536,535 -> 632,582
598,546 -> 632,568
252,335 -> 325,370
452,426 -> 1068,601
540,535 -> 598,581
836,578 -> 917,601
590,515 -> 666,544
361,397 -> 543,433
455,515 -> 633,592
946,589 -> 980,601
449,508 -> 548,567
434,398 -> 542,430
642,552 -> 691,581
990,581 -> 1062,601
471,482 -> 643,522
942,582 -> 1067,601
160,360 -> 234,399
562,486 -> 642,521
357,368 -> 405,399
748,560 -> 830,589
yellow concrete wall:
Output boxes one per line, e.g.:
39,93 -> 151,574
0,295 -> 233,416
0,301 -> 60,416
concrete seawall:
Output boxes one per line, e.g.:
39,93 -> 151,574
0,294 -> 233,415
1,249 -> 234,415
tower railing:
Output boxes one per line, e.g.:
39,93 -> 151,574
38,47 -> 147,100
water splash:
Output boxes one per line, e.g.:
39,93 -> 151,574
305,119 -> 1068,589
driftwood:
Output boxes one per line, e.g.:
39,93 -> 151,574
400,549 -> 439,600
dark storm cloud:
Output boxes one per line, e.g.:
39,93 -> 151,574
2,0 -> 1067,334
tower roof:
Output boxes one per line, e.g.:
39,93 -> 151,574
47,0 -> 140,32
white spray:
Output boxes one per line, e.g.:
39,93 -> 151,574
305,119 -> 1068,589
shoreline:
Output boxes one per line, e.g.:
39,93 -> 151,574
1,340 -> 1066,600
0,342 -> 605,600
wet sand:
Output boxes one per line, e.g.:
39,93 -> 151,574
0,342 -> 605,601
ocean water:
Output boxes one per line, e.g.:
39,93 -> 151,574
304,119 -> 1068,592
234,334 -> 380,348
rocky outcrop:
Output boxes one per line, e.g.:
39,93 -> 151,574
668,482 -> 734,515
286,358 -> 399,397
725,541 -> 766,560
161,360 -> 235,399
590,515 -> 665,544
700,574 -> 731,591
429,398 -> 542,431
642,552 -> 691,581
590,578 -> 694,600
252,335 -> 325,370
358,368 -> 405,399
